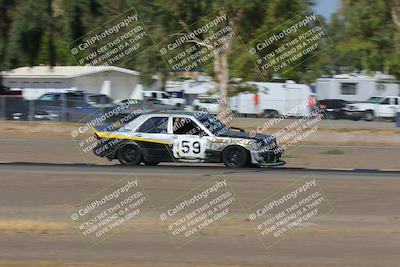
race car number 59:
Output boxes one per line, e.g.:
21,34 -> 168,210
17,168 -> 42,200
181,140 -> 201,154
175,137 -> 207,158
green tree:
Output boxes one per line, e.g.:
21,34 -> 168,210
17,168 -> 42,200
329,0 -> 399,77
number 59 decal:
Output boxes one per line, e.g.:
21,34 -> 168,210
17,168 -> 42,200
181,140 -> 202,154
174,138 -> 207,158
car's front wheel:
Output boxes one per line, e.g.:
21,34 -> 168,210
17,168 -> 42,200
221,146 -> 249,168
325,111 -> 337,120
364,110 -> 375,121
117,145 -> 143,165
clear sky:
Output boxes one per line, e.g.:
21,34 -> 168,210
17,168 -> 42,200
314,0 -> 341,20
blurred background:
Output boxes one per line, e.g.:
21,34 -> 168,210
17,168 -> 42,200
0,0 -> 399,122
1,3 -> 400,267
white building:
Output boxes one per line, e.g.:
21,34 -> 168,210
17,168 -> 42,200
1,66 -> 140,100
316,73 -> 400,102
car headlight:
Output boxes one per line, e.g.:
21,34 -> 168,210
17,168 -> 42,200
254,137 -> 277,150
346,105 -> 358,111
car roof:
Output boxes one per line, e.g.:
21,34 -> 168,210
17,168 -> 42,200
42,92 -> 83,96
147,111 -> 198,116
319,99 -> 346,101
85,93 -> 108,96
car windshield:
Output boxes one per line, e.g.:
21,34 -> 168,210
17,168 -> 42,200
199,98 -> 218,104
153,99 -> 165,105
121,99 -> 143,104
89,95 -> 113,104
366,97 -> 382,103
197,115 -> 229,135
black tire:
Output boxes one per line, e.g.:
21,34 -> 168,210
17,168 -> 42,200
117,145 -> 143,165
263,110 -> 279,118
221,146 -> 249,168
364,110 -> 375,121
326,111 -> 336,120
144,160 -> 160,166
231,110 -> 240,117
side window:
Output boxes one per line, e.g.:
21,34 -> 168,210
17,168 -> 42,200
395,98 -> 399,105
380,98 -> 390,105
137,117 -> 168,134
340,83 -> 357,95
39,94 -> 53,101
151,92 -> 157,98
53,94 -> 60,102
162,93 -> 169,99
173,117 -> 206,136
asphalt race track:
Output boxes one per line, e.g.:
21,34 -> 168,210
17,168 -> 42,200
0,162 -> 399,267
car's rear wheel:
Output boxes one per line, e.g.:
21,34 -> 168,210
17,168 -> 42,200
263,110 -> 279,118
222,146 -> 249,168
117,145 -> 142,165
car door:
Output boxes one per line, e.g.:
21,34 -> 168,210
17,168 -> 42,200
67,101 -> 99,122
35,93 -> 62,119
131,116 -> 172,143
171,116 -> 211,160
394,98 -> 400,115
129,115 -> 175,162
377,97 -> 396,117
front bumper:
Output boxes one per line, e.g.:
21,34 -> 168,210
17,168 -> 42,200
251,147 -> 285,166
344,110 -> 364,118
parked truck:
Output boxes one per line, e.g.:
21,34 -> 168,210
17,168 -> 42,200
344,96 -> 400,121
142,90 -> 185,108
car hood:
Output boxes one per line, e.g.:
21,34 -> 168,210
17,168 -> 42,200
219,130 -> 275,143
346,102 -> 376,109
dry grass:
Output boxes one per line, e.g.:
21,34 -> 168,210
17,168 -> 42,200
0,220 -> 69,234
320,149 -> 345,155
0,261 -> 309,267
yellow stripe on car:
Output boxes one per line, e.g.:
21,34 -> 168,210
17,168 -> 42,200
93,129 -> 171,145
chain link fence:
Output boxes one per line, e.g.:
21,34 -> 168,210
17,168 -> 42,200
0,95 -> 110,122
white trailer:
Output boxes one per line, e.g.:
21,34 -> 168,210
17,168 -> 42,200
229,81 -> 315,117
316,73 -> 399,102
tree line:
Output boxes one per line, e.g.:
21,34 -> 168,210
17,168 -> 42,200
0,0 -> 399,89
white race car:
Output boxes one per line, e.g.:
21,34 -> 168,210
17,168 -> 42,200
93,112 -> 285,167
